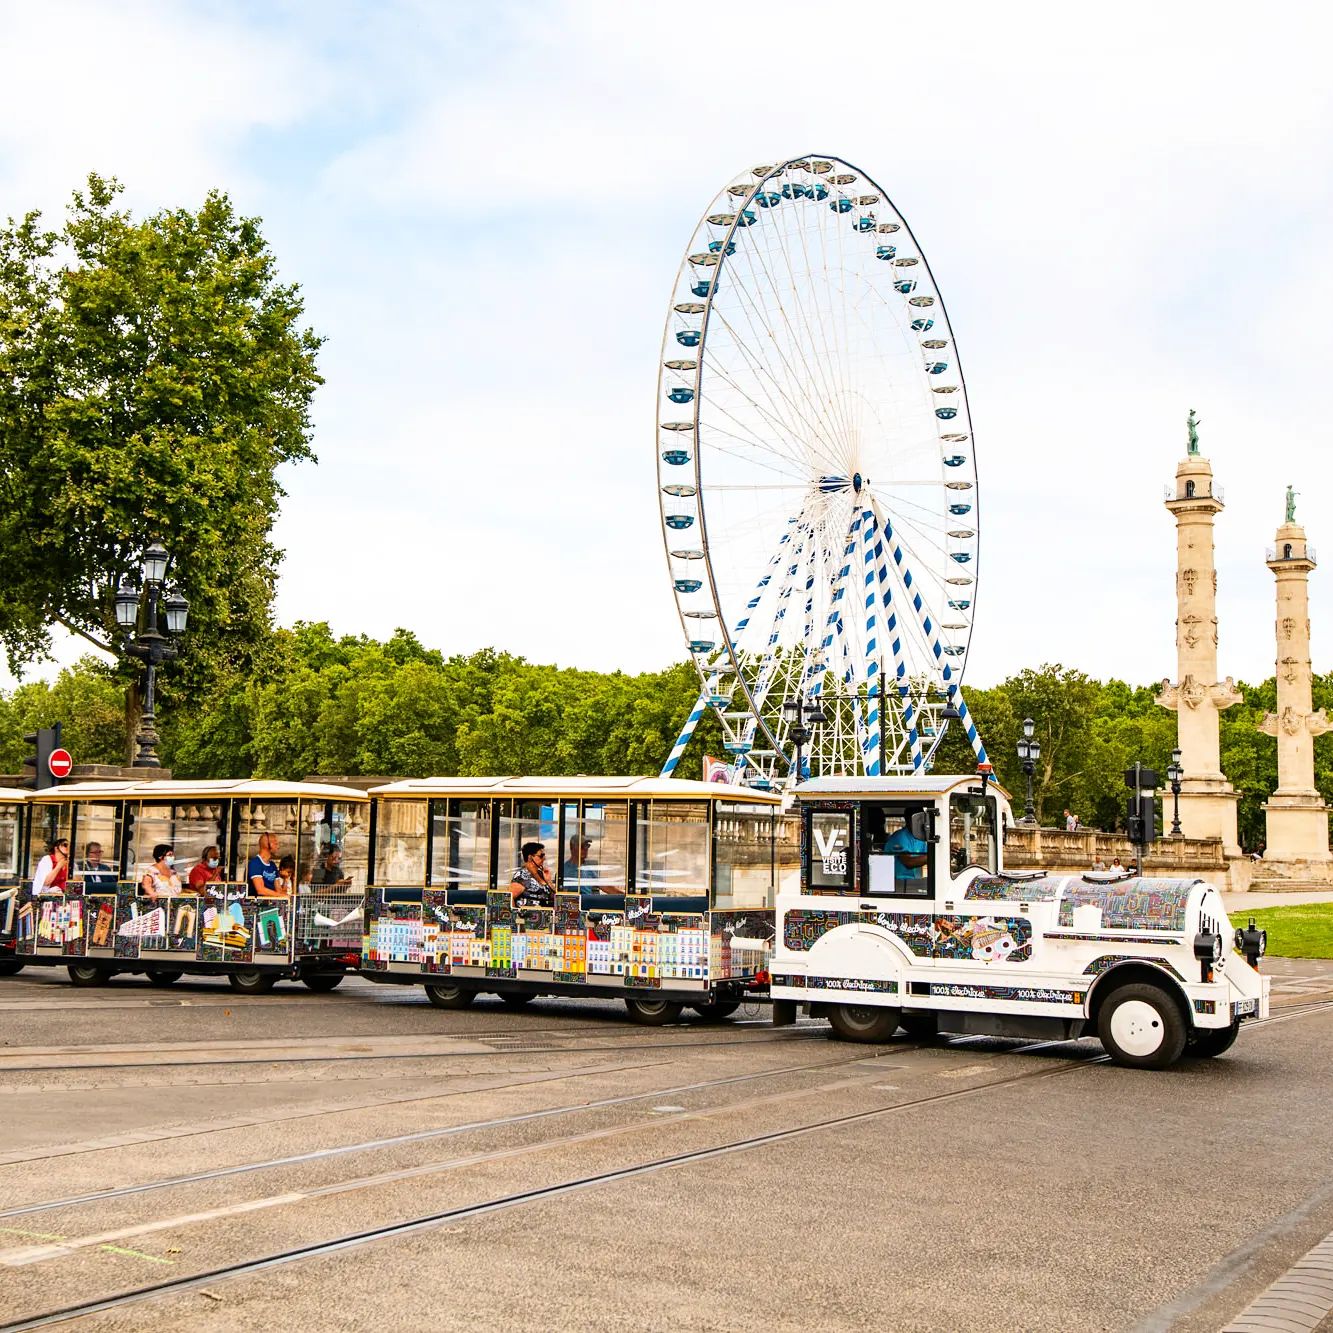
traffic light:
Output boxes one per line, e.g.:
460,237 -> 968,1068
22,723 -> 62,790
1123,762 -> 1159,849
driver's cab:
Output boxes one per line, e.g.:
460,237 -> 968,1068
792,776 -> 1010,903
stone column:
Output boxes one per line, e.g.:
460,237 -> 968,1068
1259,515 -> 1331,860
1157,438 -> 1242,855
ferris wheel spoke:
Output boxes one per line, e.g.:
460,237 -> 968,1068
709,268 -> 849,472
729,218 -> 856,470
698,337 -> 834,474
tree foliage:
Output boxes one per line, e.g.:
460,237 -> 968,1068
0,174 -> 323,689
2,648 -> 1326,852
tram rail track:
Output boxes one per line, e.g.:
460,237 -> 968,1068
0,1043 -> 1111,1331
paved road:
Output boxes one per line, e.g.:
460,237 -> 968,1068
0,964 -> 1330,1332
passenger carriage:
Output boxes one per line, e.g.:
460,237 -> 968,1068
769,775 -> 1270,1068
0,787 -> 30,974
13,780 -> 368,992
363,776 -> 794,1023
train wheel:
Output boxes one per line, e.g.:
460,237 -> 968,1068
228,970 -> 279,994
301,974 -> 345,992
1097,983 -> 1187,1069
1186,1020 -> 1241,1059
0,960 -> 24,976
691,999 -> 741,1022
148,971 -> 183,986
624,996 -> 684,1025
425,982 -> 476,1010
827,1003 -> 902,1043
499,992 -> 535,1009
67,963 -> 111,988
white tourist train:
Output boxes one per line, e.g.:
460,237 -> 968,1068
769,774 -> 1270,1069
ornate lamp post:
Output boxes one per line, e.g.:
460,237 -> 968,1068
1166,747 -> 1184,836
114,542 -> 189,769
783,697 -> 827,784
1015,716 -> 1040,824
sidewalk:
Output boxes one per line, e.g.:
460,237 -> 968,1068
1223,889 -> 1333,911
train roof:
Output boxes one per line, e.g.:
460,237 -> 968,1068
793,774 -> 1012,800
27,779 -> 369,803
0,787 -> 30,801
368,776 -> 784,805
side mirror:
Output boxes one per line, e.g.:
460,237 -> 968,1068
908,810 -> 931,842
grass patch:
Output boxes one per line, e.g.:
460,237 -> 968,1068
1231,903 -> 1333,960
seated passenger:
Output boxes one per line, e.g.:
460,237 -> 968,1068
247,833 -> 282,897
510,841 -> 555,908
188,845 -> 223,897
275,854 -> 296,895
140,844 -> 182,899
32,838 -> 70,894
561,835 -> 592,887
78,841 -> 117,890
312,846 -> 352,887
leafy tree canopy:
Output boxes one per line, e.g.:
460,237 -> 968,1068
0,174 -> 323,683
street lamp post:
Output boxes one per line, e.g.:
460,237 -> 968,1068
1015,716 -> 1040,825
783,697 -> 827,785
1166,747 -> 1184,836
114,542 -> 189,769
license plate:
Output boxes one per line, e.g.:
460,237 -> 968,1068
1232,997 -> 1257,1017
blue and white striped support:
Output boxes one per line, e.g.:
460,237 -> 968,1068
662,519 -> 802,780
874,504 -> 989,769
871,527 -> 924,772
860,508 -> 883,777
744,524 -> 810,755
660,687 -> 710,778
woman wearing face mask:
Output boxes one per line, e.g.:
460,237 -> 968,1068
187,845 -> 223,897
140,844 -> 183,899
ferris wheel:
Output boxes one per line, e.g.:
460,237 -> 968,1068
656,155 -> 990,788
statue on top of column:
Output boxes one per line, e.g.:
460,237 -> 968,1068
1186,408 -> 1200,455
1286,484 -> 1298,523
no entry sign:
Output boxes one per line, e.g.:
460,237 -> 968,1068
48,748 -> 73,780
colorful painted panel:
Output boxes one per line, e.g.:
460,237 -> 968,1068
711,909 -> 775,980
965,875 -> 1062,902
364,901 -> 423,967
1057,878 -> 1196,931
1082,953 -> 1187,983
783,908 -> 1033,963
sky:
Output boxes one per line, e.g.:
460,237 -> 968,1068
2,0 -> 1332,695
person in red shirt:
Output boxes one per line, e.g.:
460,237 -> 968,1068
188,845 -> 223,896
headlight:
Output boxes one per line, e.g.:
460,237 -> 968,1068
1193,931 -> 1223,964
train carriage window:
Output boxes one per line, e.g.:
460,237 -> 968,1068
949,793 -> 998,875
129,802 -> 226,884
807,809 -> 854,894
713,803 -> 776,909
499,801 -> 558,882
428,800 -> 492,889
26,805 -> 71,879
564,801 -> 628,893
861,803 -> 934,898
372,800 -> 428,886
232,801 -> 298,887
71,803 -> 123,888
301,801 -> 369,890
633,801 -> 708,899
0,802 -> 20,878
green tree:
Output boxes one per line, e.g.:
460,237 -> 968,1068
0,658 -> 126,771
0,174 -> 323,739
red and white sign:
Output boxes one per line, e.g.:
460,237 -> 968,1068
48,749 -> 73,780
